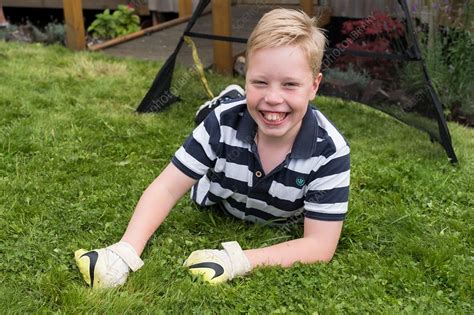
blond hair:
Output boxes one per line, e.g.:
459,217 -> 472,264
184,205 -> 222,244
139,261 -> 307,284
246,8 -> 327,75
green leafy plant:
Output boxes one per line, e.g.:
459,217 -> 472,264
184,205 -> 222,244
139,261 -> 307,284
44,22 -> 66,44
412,1 -> 474,122
419,28 -> 474,119
87,5 -> 140,40
324,64 -> 371,89
2,21 -> 65,45
444,30 -> 474,114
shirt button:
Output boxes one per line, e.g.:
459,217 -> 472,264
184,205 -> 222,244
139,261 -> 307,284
255,171 -> 262,178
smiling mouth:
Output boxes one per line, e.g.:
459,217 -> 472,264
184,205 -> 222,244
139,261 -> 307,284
260,111 -> 288,123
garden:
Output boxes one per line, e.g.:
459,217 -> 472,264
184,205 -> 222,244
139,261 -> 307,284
319,3 -> 473,128
0,4 -> 143,48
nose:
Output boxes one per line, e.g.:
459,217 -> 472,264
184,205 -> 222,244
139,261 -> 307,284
264,86 -> 284,105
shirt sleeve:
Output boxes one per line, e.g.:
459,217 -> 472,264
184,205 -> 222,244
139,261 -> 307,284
171,111 -> 222,179
304,144 -> 350,221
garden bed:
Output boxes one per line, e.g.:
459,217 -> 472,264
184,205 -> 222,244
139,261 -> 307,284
320,9 -> 473,128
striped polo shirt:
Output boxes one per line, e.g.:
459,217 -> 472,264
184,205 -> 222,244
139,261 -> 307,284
172,98 -> 350,224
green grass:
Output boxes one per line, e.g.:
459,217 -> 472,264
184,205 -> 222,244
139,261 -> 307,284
0,41 -> 472,314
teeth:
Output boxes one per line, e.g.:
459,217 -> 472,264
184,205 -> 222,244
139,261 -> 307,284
263,112 -> 286,122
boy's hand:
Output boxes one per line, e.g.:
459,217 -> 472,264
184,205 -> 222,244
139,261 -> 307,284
184,241 -> 251,284
74,241 -> 143,289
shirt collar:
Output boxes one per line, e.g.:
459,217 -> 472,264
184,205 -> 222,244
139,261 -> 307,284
236,104 -> 318,159
236,109 -> 258,144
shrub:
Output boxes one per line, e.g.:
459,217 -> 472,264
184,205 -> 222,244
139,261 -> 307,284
44,22 -> 66,44
409,0 -> 474,121
333,12 -> 407,81
418,24 -> 474,117
87,4 -> 140,40
324,64 -> 371,89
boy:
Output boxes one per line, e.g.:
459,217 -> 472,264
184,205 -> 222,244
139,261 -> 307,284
75,8 -> 350,288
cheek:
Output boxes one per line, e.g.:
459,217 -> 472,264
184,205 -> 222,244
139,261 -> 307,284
300,87 -> 317,101
286,92 -> 312,112
245,88 -> 260,107
287,90 -> 310,102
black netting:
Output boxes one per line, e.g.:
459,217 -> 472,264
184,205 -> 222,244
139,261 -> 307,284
320,8 -> 440,135
137,0 -> 457,162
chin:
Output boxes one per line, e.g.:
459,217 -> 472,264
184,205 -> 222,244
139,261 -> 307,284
257,125 -> 291,138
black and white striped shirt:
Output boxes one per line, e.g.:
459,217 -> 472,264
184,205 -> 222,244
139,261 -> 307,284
172,98 -> 350,224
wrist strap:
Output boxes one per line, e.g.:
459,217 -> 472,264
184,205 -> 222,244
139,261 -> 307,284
107,241 -> 144,272
221,241 -> 251,277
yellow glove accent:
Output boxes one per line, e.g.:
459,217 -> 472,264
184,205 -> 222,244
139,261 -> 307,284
184,241 -> 251,284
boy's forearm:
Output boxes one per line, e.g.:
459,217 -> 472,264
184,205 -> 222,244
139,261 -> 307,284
120,180 -> 176,256
244,236 -> 337,268
121,163 -> 197,256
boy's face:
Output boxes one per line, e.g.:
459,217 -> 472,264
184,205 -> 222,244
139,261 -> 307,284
245,45 -> 322,142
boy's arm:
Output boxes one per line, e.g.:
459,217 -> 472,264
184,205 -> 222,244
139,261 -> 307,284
243,218 -> 343,268
121,162 -> 197,256
183,218 -> 343,284
241,140 -> 350,268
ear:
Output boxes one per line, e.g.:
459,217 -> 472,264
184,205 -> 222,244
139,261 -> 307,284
310,73 -> 323,100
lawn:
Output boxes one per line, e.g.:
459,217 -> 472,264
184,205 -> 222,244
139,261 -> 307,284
0,41 -> 472,314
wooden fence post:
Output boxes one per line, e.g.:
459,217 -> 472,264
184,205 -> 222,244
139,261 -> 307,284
63,0 -> 86,50
300,0 -> 314,17
179,0 -> 193,17
212,0 -> 233,75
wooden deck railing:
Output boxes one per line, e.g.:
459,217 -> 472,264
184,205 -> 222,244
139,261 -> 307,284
63,0 -> 85,50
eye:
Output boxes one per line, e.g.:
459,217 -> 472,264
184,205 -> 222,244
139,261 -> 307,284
284,82 -> 299,88
251,80 -> 267,86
